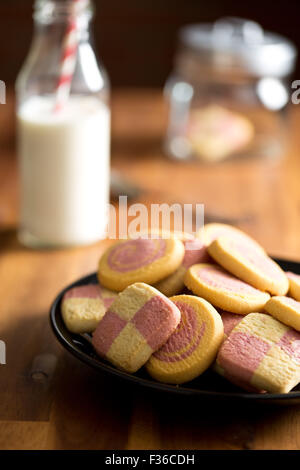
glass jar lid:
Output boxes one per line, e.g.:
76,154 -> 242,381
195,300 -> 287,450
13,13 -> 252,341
178,17 -> 297,78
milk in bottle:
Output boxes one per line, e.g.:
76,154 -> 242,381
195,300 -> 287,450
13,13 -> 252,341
16,0 -> 110,247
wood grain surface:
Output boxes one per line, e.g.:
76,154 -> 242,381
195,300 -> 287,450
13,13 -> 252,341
0,89 -> 300,450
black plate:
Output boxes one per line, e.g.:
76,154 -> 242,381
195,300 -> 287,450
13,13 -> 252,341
49,257 -> 300,404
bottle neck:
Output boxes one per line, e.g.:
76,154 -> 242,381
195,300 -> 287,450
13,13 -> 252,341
34,0 -> 93,31
16,0 -> 109,105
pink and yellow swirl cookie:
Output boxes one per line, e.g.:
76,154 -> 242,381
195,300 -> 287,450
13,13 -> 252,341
286,272 -> 300,301
198,223 -> 265,253
146,295 -> 223,384
217,313 -> 300,393
61,284 -> 118,333
92,283 -> 181,373
154,239 -> 209,296
265,296 -> 300,332
98,238 -> 185,291
208,236 -> 288,295
184,263 -> 270,314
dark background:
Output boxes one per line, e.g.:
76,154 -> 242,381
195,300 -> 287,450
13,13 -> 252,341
2,0 -> 300,87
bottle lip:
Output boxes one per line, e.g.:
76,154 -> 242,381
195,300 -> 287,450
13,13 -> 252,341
34,0 -> 94,24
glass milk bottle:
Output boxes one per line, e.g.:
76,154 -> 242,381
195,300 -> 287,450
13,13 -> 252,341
16,0 -> 110,248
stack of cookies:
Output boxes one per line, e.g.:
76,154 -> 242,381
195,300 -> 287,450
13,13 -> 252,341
61,224 -> 300,393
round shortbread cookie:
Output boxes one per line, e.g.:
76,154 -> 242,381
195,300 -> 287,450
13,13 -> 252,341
197,223 -> 265,252
265,296 -> 300,332
217,313 -> 300,393
98,238 -> 185,291
62,284 -> 118,333
92,282 -> 181,373
207,236 -> 288,296
154,239 -> 209,296
184,263 -> 270,314
286,272 -> 300,301
146,295 -> 224,384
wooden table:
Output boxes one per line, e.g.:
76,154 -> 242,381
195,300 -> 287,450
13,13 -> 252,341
1,89 -> 300,450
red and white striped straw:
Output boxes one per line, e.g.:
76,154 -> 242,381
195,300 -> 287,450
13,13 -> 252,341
54,0 -> 81,112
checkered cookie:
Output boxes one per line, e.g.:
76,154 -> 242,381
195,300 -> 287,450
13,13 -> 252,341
62,284 -> 118,334
217,313 -> 300,393
92,283 -> 181,373
212,311 -> 259,390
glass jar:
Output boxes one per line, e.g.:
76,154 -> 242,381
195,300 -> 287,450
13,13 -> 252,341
165,17 -> 297,163
16,0 -> 110,248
